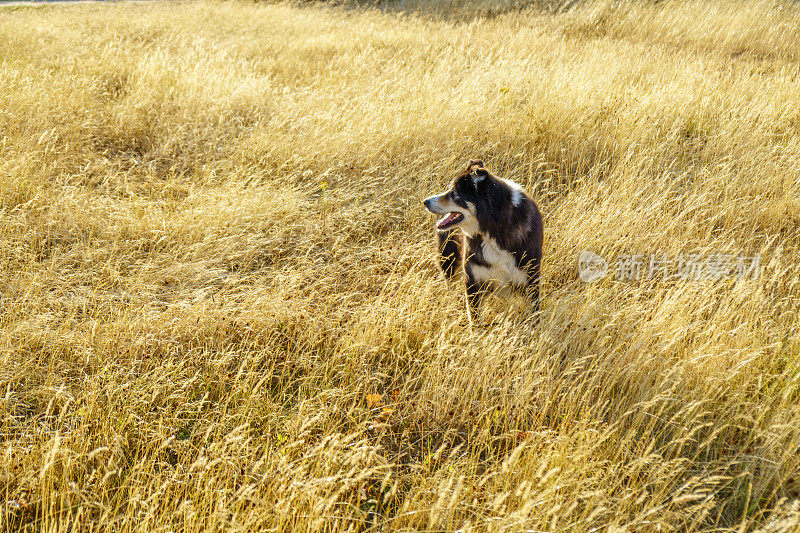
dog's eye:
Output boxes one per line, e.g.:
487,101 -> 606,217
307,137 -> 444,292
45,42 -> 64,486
452,192 -> 461,202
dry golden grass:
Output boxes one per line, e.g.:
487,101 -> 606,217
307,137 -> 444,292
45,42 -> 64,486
2,0 -> 800,530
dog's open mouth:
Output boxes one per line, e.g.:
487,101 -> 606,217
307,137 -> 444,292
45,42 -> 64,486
437,212 -> 464,229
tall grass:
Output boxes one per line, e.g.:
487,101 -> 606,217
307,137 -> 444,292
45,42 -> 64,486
1,0 -> 800,530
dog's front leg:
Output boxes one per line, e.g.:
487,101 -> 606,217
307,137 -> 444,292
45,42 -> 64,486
437,229 -> 462,280
465,268 -> 487,325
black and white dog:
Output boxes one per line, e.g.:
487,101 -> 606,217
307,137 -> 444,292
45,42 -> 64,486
423,160 -> 543,323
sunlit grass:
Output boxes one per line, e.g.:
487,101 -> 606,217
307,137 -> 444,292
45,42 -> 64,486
1,0 -> 800,530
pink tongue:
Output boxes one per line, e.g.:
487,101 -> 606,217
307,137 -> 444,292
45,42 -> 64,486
437,213 -> 459,228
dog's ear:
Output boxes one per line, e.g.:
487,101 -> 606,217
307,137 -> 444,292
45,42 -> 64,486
470,162 -> 488,185
467,159 -> 487,185
467,159 -> 485,171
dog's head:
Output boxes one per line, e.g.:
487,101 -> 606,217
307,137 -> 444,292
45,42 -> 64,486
422,159 -> 492,236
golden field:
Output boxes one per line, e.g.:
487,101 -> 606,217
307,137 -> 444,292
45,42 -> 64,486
1,0 -> 800,530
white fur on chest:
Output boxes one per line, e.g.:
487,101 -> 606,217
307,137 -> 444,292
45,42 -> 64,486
470,237 -> 528,287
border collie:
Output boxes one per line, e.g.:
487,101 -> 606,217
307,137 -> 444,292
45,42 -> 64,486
423,159 -> 543,323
